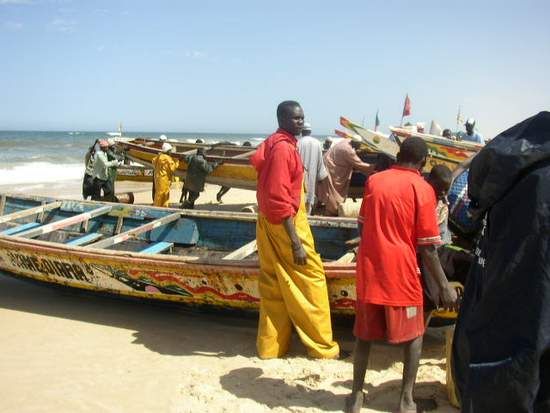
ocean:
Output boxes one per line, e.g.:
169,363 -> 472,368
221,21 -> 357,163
0,130 -> 264,188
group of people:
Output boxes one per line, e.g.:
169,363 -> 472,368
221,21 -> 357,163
151,136 -> 221,208
82,139 -> 124,201
251,101 -> 549,413
297,123 -> 373,216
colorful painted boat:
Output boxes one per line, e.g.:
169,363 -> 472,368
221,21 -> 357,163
0,193 -> 358,315
115,138 -> 376,199
0,194 -> 463,322
117,140 -> 257,189
340,116 -> 461,171
389,126 -> 482,164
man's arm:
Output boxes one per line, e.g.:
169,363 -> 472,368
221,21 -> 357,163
282,216 -> 306,265
418,244 -> 458,311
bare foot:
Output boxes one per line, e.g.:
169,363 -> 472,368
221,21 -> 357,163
344,391 -> 364,413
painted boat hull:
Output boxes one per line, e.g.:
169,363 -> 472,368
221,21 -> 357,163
389,127 -> 482,164
0,194 -> 356,315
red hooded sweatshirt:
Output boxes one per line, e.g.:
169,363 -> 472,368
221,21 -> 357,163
250,128 -> 304,224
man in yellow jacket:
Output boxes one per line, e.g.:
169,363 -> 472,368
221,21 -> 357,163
152,143 -> 179,207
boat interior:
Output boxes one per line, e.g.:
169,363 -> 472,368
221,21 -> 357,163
0,195 -> 359,264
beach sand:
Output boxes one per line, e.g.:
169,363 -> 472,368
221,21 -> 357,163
0,179 -> 458,413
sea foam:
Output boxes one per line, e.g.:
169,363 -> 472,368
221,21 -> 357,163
0,162 -> 84,185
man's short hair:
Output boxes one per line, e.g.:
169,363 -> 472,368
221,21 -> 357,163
276,100 -> 301,122
397,137 -> 428,164
428,164 -> 453,187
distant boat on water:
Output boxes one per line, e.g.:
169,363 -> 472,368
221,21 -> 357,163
107,122 -> 123,137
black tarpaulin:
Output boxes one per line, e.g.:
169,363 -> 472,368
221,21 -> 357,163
453,111 -> 550,413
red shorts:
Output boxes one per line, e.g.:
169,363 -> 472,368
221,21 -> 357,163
353,302 -> 425,344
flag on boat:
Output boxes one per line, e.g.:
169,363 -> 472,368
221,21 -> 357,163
402,94 -> 411,117
374,109 -> 380,131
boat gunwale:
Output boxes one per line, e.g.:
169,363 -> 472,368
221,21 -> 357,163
0,194 -> 357,278
121,141 -> 254,165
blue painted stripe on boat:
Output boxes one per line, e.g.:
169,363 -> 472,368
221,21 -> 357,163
66,233 -> 103,246
140,241 -> 173,254
1,222 -> 41,236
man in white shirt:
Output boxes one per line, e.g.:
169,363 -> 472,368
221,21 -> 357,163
92,140 -> 122,201
297,122 -> 328,214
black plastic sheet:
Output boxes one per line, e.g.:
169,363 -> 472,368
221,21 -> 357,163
453,112 -> 550,412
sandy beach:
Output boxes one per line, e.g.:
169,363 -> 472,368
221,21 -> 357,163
0,180 -> 458,413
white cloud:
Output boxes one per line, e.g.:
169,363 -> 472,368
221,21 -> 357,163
49,17 -> 76,32
0,0 -> 33,4
3,21 -> 23,30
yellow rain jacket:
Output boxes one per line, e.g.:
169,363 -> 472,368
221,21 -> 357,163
152,153 -> 179,207
256,201 -> 340,359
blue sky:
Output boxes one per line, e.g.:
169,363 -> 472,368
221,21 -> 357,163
1,0 -> 549,138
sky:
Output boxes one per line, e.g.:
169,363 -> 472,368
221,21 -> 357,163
1,0 -> 549,138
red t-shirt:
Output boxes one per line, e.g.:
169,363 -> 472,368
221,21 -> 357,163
356,165 -> 441,306
250,129 -> 304,224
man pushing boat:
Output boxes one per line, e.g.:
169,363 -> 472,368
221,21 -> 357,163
250,100 -> 340,359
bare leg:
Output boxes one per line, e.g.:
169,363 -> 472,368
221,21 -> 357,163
400,335 -> 423,412
345,339 -> 371,413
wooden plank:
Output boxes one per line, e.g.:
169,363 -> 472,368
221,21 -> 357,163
115,216 -> 124,234
0,201 -> 62,225
66,232 -> 103,246
88,212 -> 182,249
335,251 -> 356,264
0,195 -> 6,216
17,206 -> 112,238
38,200 -> 46,223
140,241 -> 173,254
232,149 -> 256,159
222,239 -> 257,260
1,222 -> 41,236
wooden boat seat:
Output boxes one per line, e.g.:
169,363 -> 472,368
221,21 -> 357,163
140,241 -> 173,254
66,233 -> 103,246
1,222 -> 41,236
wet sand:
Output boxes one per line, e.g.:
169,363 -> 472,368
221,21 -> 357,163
0,179 -> 458,412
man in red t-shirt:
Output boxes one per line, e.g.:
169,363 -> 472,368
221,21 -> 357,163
250,101 -> 339,360
345,137 -> 458,413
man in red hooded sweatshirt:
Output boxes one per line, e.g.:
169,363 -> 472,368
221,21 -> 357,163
250,101 -> 339,359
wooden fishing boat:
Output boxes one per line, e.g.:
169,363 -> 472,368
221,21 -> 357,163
115,138 -> 376,199
117,139 -> 257,189
340,116 -> 462,171
389,126 -> 482,164
0,194 -> 358,315
0,194 -> 462,323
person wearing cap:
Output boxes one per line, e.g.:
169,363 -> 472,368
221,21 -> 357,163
462,118 -> 485,144
91,140 -> 123,201
151,143 -> 179,207
318,136 -> 373,215
159,134 -> 168,142
416,122 -> 426,133
297,122 -> 328,214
